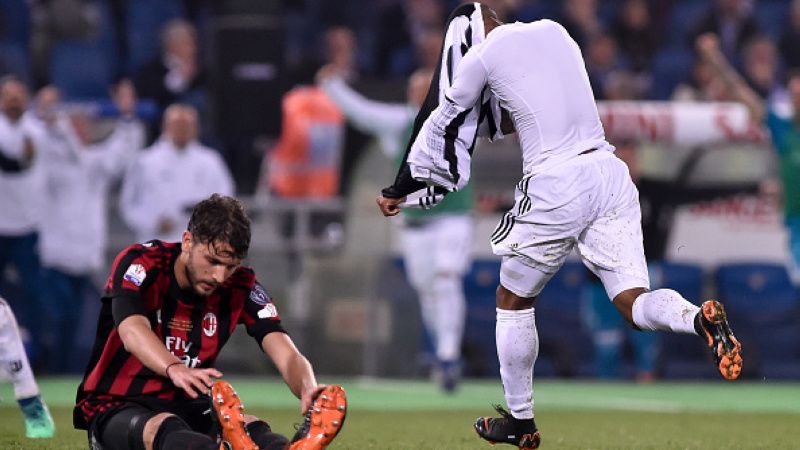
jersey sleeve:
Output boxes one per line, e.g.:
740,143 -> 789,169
240,281 -> 286,344
407,49 -> 489,192
105,245 -> 159,326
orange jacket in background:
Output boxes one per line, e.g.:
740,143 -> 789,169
267,86 -> 344,198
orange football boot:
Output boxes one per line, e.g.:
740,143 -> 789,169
289,385 -> 347,450
210,380 -> 259,450
697,300 -> 743,380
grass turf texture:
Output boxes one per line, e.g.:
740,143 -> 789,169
1,378 -> 798,449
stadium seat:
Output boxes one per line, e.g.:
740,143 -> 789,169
666,0 -> 709,49
50,41 -> 112,100
650,47 -> 695,100
0,40 -> 30,83
715,262 -> 800,379
0,0 -> 31,45
753,0 -> 788,40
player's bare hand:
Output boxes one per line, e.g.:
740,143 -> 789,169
299,384 -> 327,414
376,195 -> 404,217
167,365 -> 223,398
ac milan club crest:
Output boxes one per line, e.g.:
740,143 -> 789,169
202,312 -> 217,337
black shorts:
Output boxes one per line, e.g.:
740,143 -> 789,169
86,396 -> 213,449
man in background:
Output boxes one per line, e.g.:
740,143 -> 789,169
0,75 -> 46,366
318,66 -> 473,392
697,32 -> 800,285
120,103 -> 233,243
35,80 -> 146,373
74,194 -> 346,450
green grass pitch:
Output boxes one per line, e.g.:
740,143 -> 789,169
1,378 -> 799,449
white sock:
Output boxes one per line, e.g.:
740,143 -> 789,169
630,289 -> 700,335
496,307 -> 538,419
0,299 -> 40,399
433,275 -> 465,362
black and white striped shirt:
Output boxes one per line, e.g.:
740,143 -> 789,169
409,19 -> 612,192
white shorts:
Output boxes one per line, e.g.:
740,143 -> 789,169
493,150 -> 650,300
401,214 -> 474,289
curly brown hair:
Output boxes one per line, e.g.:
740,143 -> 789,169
187,194 -> 251,260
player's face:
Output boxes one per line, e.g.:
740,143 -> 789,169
183,235 -> 241,296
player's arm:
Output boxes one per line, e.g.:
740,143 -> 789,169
89,82 -> 145,177
261,332 -> 323,414
318,69 -> 411,153
115,311 -> 222,398
377,50 -> 488,217
109,250 -> 221,398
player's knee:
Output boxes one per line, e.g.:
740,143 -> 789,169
496,284 -> 535,310
97,407 -> 161,450
146,413 -> 182,449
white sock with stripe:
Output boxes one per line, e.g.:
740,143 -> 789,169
631,289 -> 700,335
496,307 -> 538,419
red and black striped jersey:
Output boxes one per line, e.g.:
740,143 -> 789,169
74,240 -> 285,429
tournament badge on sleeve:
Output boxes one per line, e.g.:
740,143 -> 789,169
123,264 -> 147,287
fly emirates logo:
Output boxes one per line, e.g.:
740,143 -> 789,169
165,336 -> 201,368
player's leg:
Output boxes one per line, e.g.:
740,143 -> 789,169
479,163 -> 588,448
400,222 -> 443,370
614,288 -> 742,380
0,296 -> 54,438
94,405 -> 218,450
472,257 -> 549,449
429,214 -> 473,391
209,380 -> 347,450
580,152 -> 741,380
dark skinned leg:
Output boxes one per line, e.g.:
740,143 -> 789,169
496,284 -> 536,310
612,287 -> 648,328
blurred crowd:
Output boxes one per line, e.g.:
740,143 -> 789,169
0,0 -> 798,378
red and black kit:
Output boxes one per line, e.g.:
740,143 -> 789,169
74,240 -> 285,429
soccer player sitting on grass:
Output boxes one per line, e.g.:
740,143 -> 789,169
377,4 -> 743,449
0,295 -> 55,439
74,194 -> 347,450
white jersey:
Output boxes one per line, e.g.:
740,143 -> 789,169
38,116 -> 145,274
0,112 -> 45,235
409,19 -> 612,191
119,139 -> 234,243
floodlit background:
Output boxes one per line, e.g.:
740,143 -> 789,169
0,0 -> 799,448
